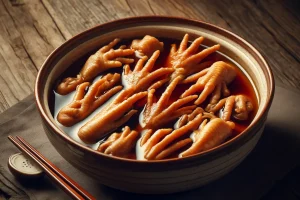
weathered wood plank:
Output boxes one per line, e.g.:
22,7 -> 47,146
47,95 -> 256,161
2,0 -> 65,67
0,0 -> 36,110
124,0 -> 156,16
0,0 -> 299,114
258,0 -> 300,44
187,0 -> 232,30
42,0 -> 219,36
42,0 -> 113,38
198,0 -> 300,89
0,0 -> 65,112
43,0 -> 300,89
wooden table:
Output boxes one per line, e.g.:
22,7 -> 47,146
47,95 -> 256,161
0,0 -> 299,113
0,1 -> 299,199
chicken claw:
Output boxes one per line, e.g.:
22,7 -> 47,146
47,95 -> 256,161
206,95 -> 254,121
180,118 -> 235,157
123,50 -> 174,92
78,89 -> 147,144
175,107 -> 204,129
97,126 -> 139,157
168,34 -> 220,81
140,129 -> 153,146
57,73 -> 122,127
144,113 -> 204,160
57,38 -> 134,95
141,76 -> 197,129
181,61 -> 236,105
131,35 -> 164,58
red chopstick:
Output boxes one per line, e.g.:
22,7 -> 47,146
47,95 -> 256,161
8,135 -> 96,200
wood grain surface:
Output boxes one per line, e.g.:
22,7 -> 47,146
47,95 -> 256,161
0,0 -> 299,113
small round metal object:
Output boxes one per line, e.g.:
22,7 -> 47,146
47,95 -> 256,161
8,153 -> 44,179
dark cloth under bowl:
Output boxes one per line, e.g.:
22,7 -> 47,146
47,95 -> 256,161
0,86 -> 299,200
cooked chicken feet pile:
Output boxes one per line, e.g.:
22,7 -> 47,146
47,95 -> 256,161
56,35 -> 255,160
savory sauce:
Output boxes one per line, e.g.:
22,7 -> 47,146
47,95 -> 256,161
50,37 -> 258,160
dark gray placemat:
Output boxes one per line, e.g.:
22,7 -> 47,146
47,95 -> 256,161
0,86 -> 299,200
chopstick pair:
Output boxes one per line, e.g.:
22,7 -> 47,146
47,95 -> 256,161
8,135 -> 96,200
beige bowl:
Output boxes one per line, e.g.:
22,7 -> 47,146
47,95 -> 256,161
35,16 -> 274,194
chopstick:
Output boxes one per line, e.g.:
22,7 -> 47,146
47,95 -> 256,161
8,135 -> 96,200
16,136 -> 96,200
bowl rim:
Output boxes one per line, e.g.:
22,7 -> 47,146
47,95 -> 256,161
35,16 -> 274,164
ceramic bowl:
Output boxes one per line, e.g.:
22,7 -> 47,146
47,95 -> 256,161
35,16 -> 274,194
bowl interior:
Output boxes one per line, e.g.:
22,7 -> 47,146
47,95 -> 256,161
37,17 -> 273,161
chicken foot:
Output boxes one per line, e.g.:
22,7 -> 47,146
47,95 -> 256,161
123,50 -> 174,92
181,61 -> 237,105
57,38 -> 134,95
206,94 -> 254,121
78,88 -> 147,144
141,76 -> 197,129
97,126 -> 139,157
57,73 -> 122,126
168,34 -> 220,81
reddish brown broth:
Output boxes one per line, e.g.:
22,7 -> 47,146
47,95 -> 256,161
51,37 -> 258,160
